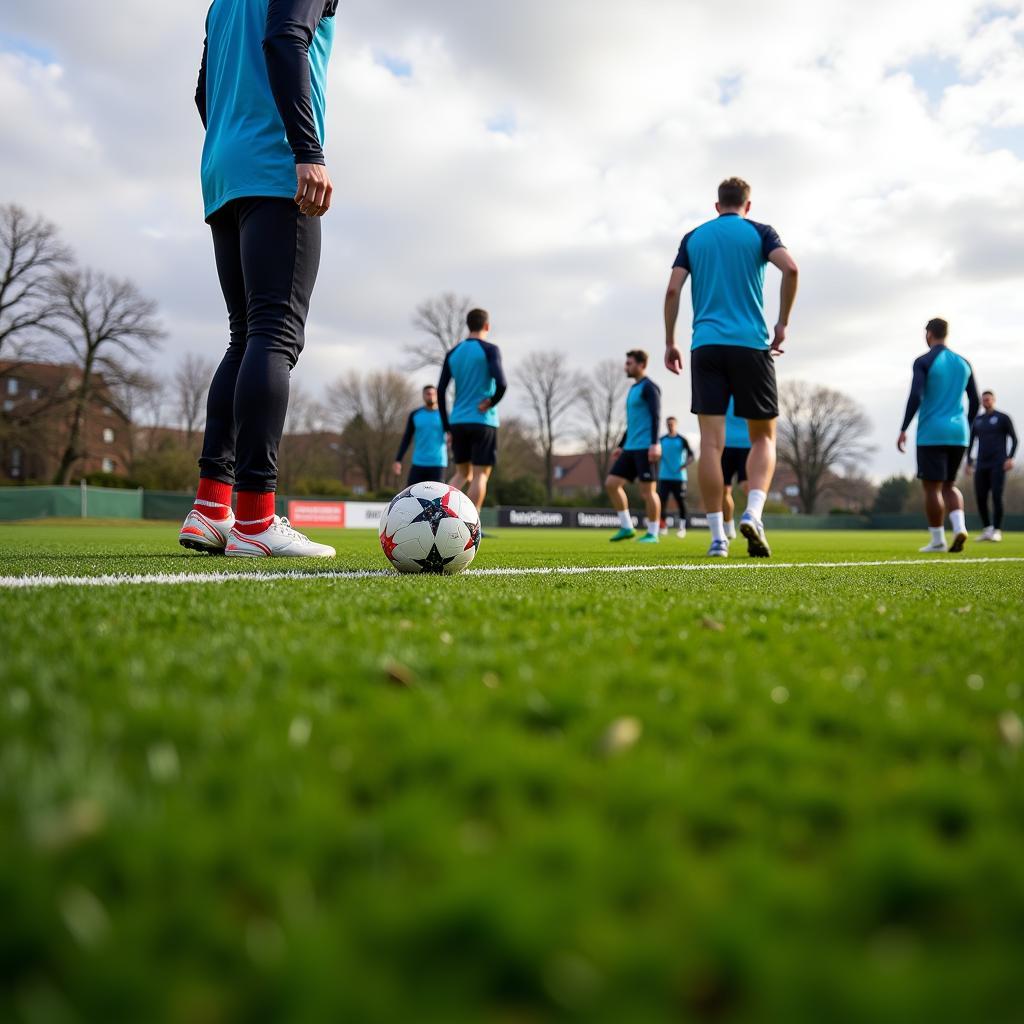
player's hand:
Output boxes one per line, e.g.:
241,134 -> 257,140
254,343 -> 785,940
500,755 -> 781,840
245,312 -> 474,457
649,444 -> 661,461
611,447 -> 623,461
477,399 -> 492,413
1006,458 -> 1015,471
294,163 -> 333,217
665,344 -> 683,376
392,461 -> 402,477
897,431 -> 907,453
770,322 -> 787,356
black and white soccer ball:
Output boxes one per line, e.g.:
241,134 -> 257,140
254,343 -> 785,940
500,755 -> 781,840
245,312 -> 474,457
379,481 -> 481,574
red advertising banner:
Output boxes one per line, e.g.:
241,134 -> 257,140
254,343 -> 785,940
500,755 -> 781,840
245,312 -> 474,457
287,501 -> 346,527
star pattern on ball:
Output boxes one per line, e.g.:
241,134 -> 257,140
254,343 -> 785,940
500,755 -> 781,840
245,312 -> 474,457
464,521 -> 481,551
411,495 -> 459,536
380,530 -> 399,562
414,543 -> 456,574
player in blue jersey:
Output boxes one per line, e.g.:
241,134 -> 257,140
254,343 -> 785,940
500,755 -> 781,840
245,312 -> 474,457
606,350 -> 662,543
181,0 -> 339,559
393,385 -> 448,487
438,309 -> 507,510
663,177 -> 799,559
721,397 -> 752,541
657,417 -> 694,538
898,318 -> 980,553
967,390 -> 1017,542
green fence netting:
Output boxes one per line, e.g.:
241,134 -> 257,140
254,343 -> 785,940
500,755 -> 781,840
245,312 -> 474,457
0,485 -> 142,521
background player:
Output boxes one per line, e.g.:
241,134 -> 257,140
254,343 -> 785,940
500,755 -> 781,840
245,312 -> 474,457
722,397 -> 752,542
657,417 -> 693,537
606,350 -> 662,544
967,390 -> 1017,542
898,318 -> 980,553
438,308 -> 506,510
180,0 -> 339,559
393,385 -> 448,486
663,177 -> 799,559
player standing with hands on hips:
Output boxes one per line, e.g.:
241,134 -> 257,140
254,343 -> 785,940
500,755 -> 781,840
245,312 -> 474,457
663,178 -> 799,558
179,0 -> 339,558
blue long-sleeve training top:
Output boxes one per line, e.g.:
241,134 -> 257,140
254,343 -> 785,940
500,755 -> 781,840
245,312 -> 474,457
196,0 -> 338,219
438,339 -> 507,430
395,407 -> 448,467
900,344 -> 979,446
620,377 -> 661,450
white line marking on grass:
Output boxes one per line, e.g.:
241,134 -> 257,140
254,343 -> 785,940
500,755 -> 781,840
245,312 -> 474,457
1,557 -> 1022,590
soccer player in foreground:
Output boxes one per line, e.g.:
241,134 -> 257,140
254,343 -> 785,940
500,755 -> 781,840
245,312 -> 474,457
967,390 -> 1017,542
722,397 -> 752,541
179,0 -> 339,559
606,350 -> 662,543
438,309 -> 507,510
657,417 -> 693,537
898,318 -> 980,553
664,177 -> 799,558
393,385 -> 448,487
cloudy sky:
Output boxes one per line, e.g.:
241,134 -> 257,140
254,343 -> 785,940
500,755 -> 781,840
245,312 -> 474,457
2,0 -> 1023,478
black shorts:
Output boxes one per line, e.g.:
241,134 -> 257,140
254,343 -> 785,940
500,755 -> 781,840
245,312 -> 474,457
691,345 -> 778,419
656,479 -> 687,504
917,445 -> 966,482
408,464 -> 447,486
721,446 -> 749,485
610,449 -> 655,483
450,423 -> 497,467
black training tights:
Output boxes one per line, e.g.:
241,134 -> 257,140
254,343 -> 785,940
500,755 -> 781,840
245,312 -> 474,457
974,465 -> 1006,529
199,197 -> 321,492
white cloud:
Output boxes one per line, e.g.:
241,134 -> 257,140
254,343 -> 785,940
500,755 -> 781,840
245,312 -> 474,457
2,0 -> 1023,479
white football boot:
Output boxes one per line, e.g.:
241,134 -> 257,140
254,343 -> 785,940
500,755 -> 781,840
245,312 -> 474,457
225,516 -> 336,558
677,525 -> 687,539
919,538 -> 948,553
724,520 -> 737,540
978,526 -> 995,542
991,529 -> 1003,542
179,507 -> 235,554
949,529 -> 968,553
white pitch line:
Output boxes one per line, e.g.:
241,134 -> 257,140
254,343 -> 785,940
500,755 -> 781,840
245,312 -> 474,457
0,556 -> 1022,591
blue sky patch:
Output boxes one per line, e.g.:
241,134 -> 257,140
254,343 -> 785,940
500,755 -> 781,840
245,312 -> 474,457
0,32 -> 56,65
374,51 -> 412,78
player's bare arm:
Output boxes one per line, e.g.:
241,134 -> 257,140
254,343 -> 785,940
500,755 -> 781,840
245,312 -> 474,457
664,267 -> 689,374
768,248 -> 799,355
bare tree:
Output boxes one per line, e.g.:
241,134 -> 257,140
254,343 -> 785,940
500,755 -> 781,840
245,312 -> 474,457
777,380 -> 874,514
0,204 -> 72,367
173,352 -> 215,446
516,351 -> 581,501
407,292 -> 473,369
326,369 -> 415,492
577,358 -> 629,481
107,367 -> 164,472
48,269 -> 165,483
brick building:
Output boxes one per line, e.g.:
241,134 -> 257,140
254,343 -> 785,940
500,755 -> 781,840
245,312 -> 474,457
0,361 -> 130,483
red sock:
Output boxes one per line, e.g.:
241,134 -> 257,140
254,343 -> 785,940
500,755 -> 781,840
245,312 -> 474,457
234,491 -> 276,535
193,478 -> 233,521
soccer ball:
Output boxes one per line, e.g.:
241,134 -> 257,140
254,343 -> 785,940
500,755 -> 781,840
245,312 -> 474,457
379,481 -> 481,574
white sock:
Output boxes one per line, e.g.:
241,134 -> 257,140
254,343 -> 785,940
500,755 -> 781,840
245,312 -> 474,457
929,526 -> 945,545
724,519 -> 737,539
646,518 -> 659,536
708,512 -> 726,543
617,510 -> 632,530
746,489 -> 767,520
950,509 -> 966,534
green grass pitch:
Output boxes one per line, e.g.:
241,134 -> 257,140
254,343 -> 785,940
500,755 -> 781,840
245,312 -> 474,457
2,523 -> 1023,1023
